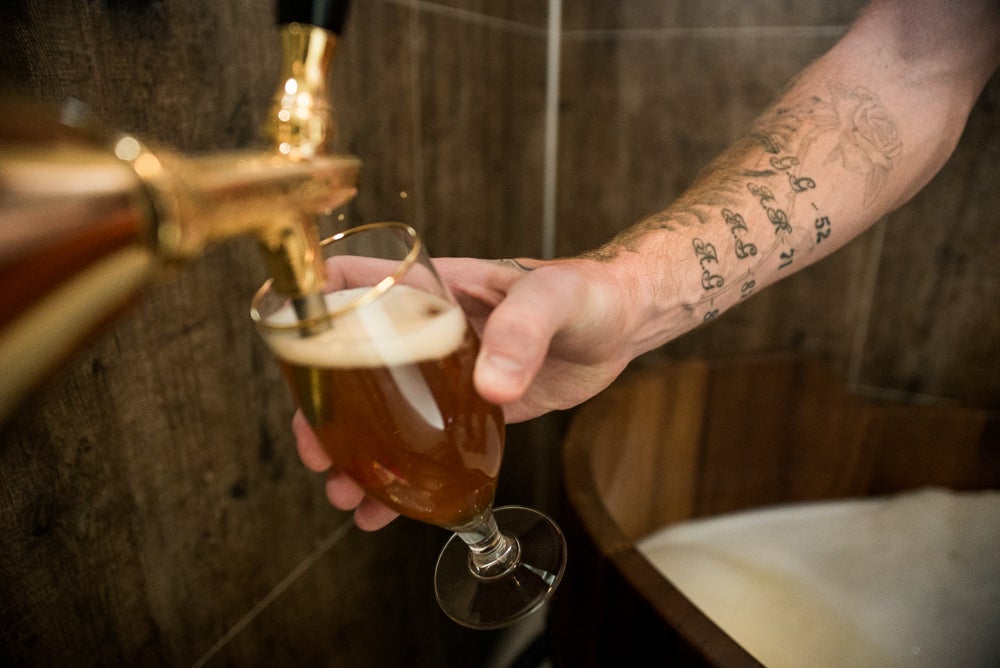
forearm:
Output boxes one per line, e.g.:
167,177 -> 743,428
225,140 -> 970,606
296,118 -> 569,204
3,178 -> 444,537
592,0 -> 1000,359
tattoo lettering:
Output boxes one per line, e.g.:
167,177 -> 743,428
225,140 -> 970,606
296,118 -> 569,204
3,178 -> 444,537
747,182 -> 774,201
747,183 -> 793,235
768,207 -> 791,232
753,83 -> 902,206
702,272 -> 724,290
735,239 -> 758,259
770,156 -> 799,171
788,174 -> 816,192
590,80 -> 900,329
721,209 -> 746,232
722,209 -> 758,259
693,238 -> 725,290
766,151 -> 818,197
693,238 -> 718,265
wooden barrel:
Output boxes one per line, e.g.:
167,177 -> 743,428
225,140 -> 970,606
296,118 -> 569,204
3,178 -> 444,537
549,354 -> 1000,666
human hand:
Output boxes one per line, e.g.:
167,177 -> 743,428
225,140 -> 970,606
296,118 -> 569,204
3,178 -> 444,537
438,256 -> 638,423
295,255 -> 642,530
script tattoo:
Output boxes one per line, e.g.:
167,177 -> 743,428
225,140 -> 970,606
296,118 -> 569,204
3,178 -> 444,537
693,238 -> 724,290
789,174 -> 816,192
722,209 -> 757,259
747,183 -> 793,235
770,156 -> 798,170
588,82 -> 898,328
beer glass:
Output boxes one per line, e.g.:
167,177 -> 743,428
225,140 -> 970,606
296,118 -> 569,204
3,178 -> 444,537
251,222 -> 566,629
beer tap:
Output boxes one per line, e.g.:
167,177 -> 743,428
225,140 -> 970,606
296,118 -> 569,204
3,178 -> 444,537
0,0 -> 357,422
260,0 -> 353,327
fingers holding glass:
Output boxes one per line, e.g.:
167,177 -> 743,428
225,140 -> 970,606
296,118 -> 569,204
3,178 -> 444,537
292,409 -> 332,472
253,222 -> 565,629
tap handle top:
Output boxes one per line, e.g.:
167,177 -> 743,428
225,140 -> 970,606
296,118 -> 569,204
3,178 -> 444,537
277,0 -> 350,35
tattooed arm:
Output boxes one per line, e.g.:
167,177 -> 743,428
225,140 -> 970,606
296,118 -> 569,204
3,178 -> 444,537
300,0 -> 999,530
585,0 -> 1000,328
456,0 -> 1000,417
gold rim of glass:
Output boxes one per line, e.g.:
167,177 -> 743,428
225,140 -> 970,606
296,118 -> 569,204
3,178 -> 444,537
250,221 -> 423,332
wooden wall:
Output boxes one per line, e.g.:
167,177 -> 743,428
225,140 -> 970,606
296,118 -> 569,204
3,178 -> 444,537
1,1 -> 997,666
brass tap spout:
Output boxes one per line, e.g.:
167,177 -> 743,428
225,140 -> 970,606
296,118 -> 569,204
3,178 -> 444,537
0,1 -> 359,421
112,139 -> 359,264
257,18 -> 347,325
0,101 -> 360,422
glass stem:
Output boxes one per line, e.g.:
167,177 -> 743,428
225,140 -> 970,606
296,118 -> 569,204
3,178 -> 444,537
455,512 -> 521,581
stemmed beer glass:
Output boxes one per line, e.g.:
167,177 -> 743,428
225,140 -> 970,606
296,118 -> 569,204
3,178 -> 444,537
251,222 -> 566,629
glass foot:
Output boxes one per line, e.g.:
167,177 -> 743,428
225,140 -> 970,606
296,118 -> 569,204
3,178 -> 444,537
434,506 -> 567,630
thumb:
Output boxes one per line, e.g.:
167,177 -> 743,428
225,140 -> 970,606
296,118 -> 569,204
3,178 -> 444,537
473,266 -> 584,406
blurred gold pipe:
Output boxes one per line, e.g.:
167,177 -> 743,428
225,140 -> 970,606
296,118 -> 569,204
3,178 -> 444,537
0,20 -> 360,422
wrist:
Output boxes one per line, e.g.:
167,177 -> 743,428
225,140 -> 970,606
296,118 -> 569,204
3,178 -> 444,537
582,229 -> 701,361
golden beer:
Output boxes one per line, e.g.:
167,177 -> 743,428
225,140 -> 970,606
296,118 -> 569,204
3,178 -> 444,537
254,222 -> 565,630
263,284 -> 504,528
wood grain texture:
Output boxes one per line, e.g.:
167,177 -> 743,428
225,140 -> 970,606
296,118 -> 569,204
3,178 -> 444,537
0,1 -> 537,665
551,354 -> 999,666
416,11 -> 547,258
332,0 -> 420,231
333,2 -> 548,259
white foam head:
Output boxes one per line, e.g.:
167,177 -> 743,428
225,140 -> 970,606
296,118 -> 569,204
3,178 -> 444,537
262,285 -> 467,368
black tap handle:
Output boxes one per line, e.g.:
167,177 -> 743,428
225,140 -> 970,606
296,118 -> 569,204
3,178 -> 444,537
277,0 -> 350,35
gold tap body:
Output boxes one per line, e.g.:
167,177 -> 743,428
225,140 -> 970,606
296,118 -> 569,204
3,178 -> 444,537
0,23 -> 359,421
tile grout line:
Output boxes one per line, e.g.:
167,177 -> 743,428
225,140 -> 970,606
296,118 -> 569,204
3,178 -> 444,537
190,520 -> 355,668
384,0 -> 548,37
408,0 -> 427,233
541,0 -> 562,260
562,24 -> 848,42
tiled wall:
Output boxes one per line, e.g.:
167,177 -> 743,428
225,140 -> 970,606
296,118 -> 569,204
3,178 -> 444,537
0,1 -> 997,666
556,1 -> 1000,407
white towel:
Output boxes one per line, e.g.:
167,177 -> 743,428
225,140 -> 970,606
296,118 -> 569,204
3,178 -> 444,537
638,488 -> 1000,667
